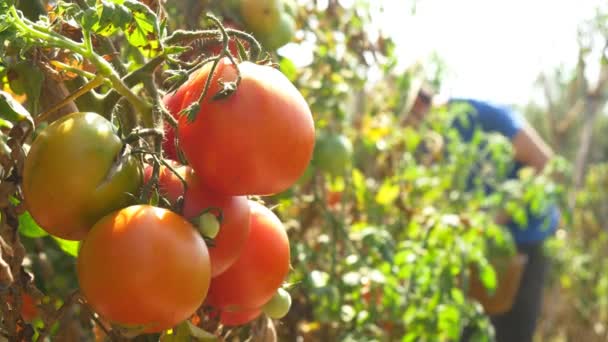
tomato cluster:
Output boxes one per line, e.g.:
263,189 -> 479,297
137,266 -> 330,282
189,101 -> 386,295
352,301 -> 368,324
21,57 -> 314,332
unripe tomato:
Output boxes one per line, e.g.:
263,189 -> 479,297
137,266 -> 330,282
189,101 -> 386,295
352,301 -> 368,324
144,162 -> 251,277
240,0 -> 282,36
259,12 -> 295,51
314,133 -> 353,177
77,205 -> 211,333
205,200 -> 290,311
262,287 -> 292,319
23,112 -> 142,240
177,57 -> 315,195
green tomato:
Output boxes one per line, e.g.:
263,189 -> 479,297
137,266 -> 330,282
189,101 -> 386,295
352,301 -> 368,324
22,112 -> 143,240
314,133 -> 354,177
259,12 -> 296,51
240,0 -> 282,36
262,287 -> 292,319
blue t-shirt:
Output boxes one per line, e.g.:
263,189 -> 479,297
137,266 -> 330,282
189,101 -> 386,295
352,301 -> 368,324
447,98 -> 560,244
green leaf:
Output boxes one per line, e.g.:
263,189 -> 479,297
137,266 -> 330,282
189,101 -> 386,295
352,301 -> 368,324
478,262 -> 497,292
8,61 -> 43,115
0,90 -> 33,124
279,57 -> 297,82
122,1 -> 162,57
18,211 -> 48,238
375,179 -> 399,206
52,237 -> 80,257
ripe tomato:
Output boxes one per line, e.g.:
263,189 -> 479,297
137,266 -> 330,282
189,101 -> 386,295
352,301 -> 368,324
77,205 -> 211,333
314,133 -> 353,178
220,308 -> 262,327
205,200 -> 290,311
20,293 -> 37,322
7,293 -> 38,322
326,190 -> 342,208
23,112 -> 142,241
143,162 -> 251,277
177,57 -> 314,196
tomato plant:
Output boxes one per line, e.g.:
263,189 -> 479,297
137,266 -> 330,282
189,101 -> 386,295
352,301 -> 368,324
144,162 -> 251,277
77,205 -> 211,333
22,112 -> 143,241
177,57 -> 315,196
0,0 -> 578,341
205,200 -> 291,311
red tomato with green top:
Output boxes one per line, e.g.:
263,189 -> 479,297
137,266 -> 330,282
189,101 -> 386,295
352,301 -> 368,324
22,112 -> 142,241
176,57 -> 315,196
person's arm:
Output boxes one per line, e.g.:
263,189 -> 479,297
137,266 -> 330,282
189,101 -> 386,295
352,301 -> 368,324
511,123 -> 554,173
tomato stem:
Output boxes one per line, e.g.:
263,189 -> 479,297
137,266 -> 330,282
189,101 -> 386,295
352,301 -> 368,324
49,60 -> 101,82
124,128 -> 164,144
179,14 -> 245,123
35,76 -> 105,125
163,28 -> 262,61
8,6 -> 152,126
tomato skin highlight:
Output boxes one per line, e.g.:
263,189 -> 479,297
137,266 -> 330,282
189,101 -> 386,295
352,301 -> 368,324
144,162 -> 251,277
22,112 -> 142,241
77,205 -> 211,333
177,57 -> 315,196
205,200 -> 290,311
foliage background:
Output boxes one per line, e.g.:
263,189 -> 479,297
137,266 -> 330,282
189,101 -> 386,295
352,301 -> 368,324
0,0 -> 607,341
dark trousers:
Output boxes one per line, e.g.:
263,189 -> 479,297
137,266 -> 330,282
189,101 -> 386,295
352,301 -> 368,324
462,242 -> 549,342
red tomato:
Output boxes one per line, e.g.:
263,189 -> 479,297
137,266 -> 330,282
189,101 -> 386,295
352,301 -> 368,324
162,87 -> 189,161
326,190 -> 343,208
177,57 -> 315,196
20,293 -> 37,322
8,293 -> 38,322
220,308 -> 262,327
77,205 -> 211,333
205,200 -> 290,310
144,162 -> 251,277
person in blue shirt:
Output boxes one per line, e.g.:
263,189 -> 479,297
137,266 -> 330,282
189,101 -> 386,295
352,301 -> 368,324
407,86 -> 560,342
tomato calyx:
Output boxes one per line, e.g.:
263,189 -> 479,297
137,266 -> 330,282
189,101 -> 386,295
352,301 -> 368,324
191,206 -> 224,240
212,80 -> 239,101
